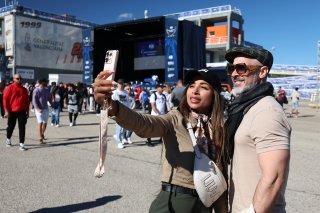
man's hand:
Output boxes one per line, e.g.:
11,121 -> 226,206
4,111 -> 10,118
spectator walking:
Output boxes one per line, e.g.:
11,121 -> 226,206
28,82 -> 36,112
0,80 -> 5,118
76,82 -> 86,114
67,84 -> 80,126
82,83 -> 88,111
50,85 -> 61,127
123,84 -> 134,144
58,82 -> 66,112
3,74 -> 29,151
139,88 -> 150,113
225,47 -> 291,213
32,78 -> 52,144
276,86 -> 287,107
95,103 -> 101,116
88,85 -> 95,111
111,79 -> 131,149
163,83 -> 173,111
139,89 -> 151,114
290,87 -> 300,118
146,84 -> 167,147
170,79 -> 185,107
124,84 -> 135,109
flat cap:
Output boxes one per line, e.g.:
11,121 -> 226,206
225,47 -> 273,70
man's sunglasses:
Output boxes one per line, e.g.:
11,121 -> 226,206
15,78 -> 21,80
226,63 -> 263,76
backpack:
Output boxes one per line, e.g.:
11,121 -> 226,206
141,92 -> 149,103
153,91 -> 166,101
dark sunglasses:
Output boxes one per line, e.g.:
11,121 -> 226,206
15,78 -> 22,80
226,63 -> 263,76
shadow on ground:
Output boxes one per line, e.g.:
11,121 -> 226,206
29,195 -> 122,213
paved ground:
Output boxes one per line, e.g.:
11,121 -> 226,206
0,103 -> 319,213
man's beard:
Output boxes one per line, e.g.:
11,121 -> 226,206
233,74 -> 260,96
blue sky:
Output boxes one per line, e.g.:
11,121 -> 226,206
2,0 -> 320,66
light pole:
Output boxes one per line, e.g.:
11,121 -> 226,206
271,47 -> 276,60
270,47 -> 276,77
317,41 -> 320,111
317,67 -> 320,111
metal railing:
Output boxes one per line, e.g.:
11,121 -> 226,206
166,5 -> 241,20
206,36 -> 240,45
0,4 -> 97,27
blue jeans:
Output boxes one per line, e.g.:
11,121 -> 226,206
51,106 -> 61,125
124,129 -> 133,139
115,123 -> 125,144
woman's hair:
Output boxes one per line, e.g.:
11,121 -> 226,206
163,83 -> 172,94
50,86 -> 59,100
179,84 -> 226,163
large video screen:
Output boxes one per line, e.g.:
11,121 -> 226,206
14,15 -> 83,71
134,39 -> 165,70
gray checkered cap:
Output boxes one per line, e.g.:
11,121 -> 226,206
225,47 -> 273,70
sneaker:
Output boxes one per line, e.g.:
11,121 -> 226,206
146,140 -> 154,147
117,143 -> 124,149
113,135 -> 117,140
55,124 -> 60,127
121,139 -> 128,144
19,143 -> 26,151
6,138 -> 12,147
69,123 -> 73,127
127,138 -> 133,144
50,123 -> 54,126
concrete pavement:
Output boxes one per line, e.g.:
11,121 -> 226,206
0,105 -> 319,212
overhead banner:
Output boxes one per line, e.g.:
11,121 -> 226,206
82,28 -> 93,85
4,15 -> 14,56
14,15 -> 83,71
165,17 -> 179,83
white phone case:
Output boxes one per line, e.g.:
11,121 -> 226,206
103,50 -> 119,80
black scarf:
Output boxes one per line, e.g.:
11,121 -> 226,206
225,82 -> 274,162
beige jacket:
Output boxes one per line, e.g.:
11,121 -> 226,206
112,102 -> 228,212
112,103 -> 195,189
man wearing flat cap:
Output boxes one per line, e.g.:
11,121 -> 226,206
225,47 -> 291,213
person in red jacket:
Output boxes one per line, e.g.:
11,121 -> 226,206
3,73 -> 30,151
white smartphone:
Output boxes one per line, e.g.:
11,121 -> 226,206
103,50 -> 119,81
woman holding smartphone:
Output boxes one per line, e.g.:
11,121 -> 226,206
94,69 -> 228,213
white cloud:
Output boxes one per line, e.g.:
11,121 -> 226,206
118,13 -> 134,20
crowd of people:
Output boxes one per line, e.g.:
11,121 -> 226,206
1,75 -> 102,150
0,74 -> 190,151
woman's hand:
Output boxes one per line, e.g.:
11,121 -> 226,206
93,70 -> 117,105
